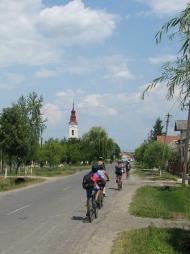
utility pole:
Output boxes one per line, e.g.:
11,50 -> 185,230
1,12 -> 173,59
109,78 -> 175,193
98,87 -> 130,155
163,113 -> 172,144
161,113 -> 172,175
182,99 -> 190,184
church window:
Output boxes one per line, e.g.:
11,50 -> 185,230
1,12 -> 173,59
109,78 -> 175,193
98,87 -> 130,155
72,130 -> 74,136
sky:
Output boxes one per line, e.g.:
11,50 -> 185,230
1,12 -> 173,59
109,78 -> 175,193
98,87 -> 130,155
0,0 -> 189,151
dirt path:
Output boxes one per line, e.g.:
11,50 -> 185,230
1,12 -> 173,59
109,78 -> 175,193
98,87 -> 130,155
82,171 -> 190,254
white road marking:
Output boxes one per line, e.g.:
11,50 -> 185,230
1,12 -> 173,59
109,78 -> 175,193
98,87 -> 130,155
7,204 -> 31,215
63,186 -> 71,191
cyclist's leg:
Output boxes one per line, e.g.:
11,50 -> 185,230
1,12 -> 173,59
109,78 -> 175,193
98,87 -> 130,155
86,189 -> 92,216
118,175 -> 122,189
103,182 -> 106,196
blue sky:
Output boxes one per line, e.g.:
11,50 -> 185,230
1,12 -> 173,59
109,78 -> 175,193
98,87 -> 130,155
0,0 -> 189,150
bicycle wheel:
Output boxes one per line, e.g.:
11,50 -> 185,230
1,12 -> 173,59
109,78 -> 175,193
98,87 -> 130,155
120,180 -> 122,190
118,179 -> 122,190
97,191 -> 103,209
117,179 -> 120,190
101,193 -> 104,207
87,198 -> 94,223
93,197 -> 98,219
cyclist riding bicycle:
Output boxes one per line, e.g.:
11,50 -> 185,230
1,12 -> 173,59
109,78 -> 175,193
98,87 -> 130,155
125,160 -> 131,178
98,158 -> 109,197
82,164 -> 105,215
115,160 -> 123,189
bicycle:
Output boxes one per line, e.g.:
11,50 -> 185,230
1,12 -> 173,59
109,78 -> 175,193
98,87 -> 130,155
86,189 -> 98,223
97,181 -> 104,209
116,175 -> 122,190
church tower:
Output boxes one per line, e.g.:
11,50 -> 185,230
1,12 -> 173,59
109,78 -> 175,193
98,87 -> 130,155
68,103 -> 79,139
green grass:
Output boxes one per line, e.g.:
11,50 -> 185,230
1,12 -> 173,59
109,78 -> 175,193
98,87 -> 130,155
0,165 -> 89,177
0,177 -> 44,192
32,165 -> 89,177
112,226 -> 190,254
129,186 -> 190,219
133,163 -> 177,181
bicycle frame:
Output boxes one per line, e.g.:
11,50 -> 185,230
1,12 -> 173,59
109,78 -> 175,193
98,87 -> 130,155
116,174 -> 122,190
86,189 -> 98,223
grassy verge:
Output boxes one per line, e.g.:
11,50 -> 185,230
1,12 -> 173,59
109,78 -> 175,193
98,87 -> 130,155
133,163 -> 177,181
0,165 -> 90,177
112,225 -> 190,254
0,177 -> 44,192
32,165 -> 89,177
129,186 -> 190,219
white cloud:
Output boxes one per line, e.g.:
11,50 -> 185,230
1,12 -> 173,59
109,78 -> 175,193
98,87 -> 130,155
0,0 -> 116,67
56,90 -> 117,116
43,86 -> 184,149
0,73 -> 25,90
37,0 -> 116,44
148,54 -> 176,64
34,69 -> 57,78
34,54 -> 135,82
137,0 -> 189,15
42,103 -> 62,126
106,65 -> 135,80
55,85 -> 176,119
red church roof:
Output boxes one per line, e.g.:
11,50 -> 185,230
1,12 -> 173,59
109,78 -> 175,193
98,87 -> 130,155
69,104 -> 78,125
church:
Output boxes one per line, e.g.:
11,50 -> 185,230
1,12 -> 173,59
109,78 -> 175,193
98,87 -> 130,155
68,104 -> 79,139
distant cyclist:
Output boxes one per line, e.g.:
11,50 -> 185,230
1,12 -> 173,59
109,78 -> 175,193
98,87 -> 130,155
98,157 -> 109,197
115,160 -> 123,190
125,160 -> 131,178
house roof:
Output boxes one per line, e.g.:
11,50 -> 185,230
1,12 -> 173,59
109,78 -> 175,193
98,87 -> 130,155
121,152 -> 133,158
175,120 -> 187,131
157,135 -> 180,145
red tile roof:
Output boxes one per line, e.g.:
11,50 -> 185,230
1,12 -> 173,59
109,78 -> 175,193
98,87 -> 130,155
157,135 -> 180,145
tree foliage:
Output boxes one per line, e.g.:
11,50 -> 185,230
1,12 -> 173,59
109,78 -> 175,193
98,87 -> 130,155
143,3 -> 190,105
80,127 -> 120,162
151,118 -> 164,141
0,93 -> 120,172
135,141 -> 176,169
0,93 -> 46,170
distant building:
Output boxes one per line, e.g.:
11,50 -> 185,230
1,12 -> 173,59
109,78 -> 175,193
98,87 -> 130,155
157,135 -> 180,150
120,152 -> 134,161
68,104 -> 79,139
174,120 -> 190,161
174,120 -> 187,139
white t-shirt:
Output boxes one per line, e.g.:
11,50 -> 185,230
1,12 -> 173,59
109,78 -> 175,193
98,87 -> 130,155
97,170 -> 106,179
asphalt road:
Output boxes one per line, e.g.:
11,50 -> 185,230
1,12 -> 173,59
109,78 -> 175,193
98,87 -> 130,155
0,165 -> 121,254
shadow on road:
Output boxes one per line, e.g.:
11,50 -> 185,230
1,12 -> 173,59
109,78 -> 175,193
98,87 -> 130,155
71,216 -> 89,223
109,187 -> 118,191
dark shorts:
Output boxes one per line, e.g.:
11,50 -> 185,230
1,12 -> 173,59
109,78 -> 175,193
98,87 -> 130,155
115,172 -> 123,176
86,188 -> 97,199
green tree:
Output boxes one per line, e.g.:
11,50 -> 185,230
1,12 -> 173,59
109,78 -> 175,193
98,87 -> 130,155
143,3 -> 190,105
41,139 -> 62,167
17,92 -> 46,160
143,141 -> 174,169
151,118 -> 164,141
134,142 -> 149,163
0,106 -> 31,172
66,143 -> 81,164
80,126 -> 120,162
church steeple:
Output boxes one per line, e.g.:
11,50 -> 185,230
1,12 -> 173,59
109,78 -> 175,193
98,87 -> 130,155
68,103 -> 79,139
69,103 -> 78,125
